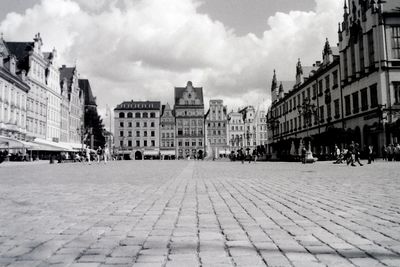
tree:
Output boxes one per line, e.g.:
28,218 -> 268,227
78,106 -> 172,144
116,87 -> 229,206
84,107 -> 105,149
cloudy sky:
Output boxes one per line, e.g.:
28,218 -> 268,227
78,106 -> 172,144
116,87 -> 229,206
0,0 -> 342,118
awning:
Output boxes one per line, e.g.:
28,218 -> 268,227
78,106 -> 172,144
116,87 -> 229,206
160,150 -> 176,156
30,139 -> 69,152
0,135 -> 33,149
143,150 -> 160,156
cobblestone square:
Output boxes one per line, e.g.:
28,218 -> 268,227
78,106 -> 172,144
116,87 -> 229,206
0,161 -> 399,267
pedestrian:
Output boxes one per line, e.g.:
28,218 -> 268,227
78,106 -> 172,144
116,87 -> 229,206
104,145 -> 109,164
387,144 -> 394,161
367,145 -> 374,164
395,143 -> 400,161
301,146 -> 307,164
96,146 -> 103,163
354,143 -> 363,166
86,146 -> 91,165
333,144 -> 341,164
381,145 -> 387,161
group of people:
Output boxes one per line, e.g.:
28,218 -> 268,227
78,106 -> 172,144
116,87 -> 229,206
381,144 -> 400,161
83,145 -> 110,164
333,141 -> 372,166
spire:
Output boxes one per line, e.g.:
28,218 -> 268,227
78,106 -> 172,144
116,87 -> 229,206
344,0 -> 348,13
271,69 -> 277,90
278,82 -> 284,100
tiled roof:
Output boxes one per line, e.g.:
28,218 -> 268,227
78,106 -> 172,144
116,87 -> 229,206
174,81 -> 204,105
4,42 -> 34,73
79,79 -> 97,107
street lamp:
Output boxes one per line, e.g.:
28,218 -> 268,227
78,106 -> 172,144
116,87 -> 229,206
297,97 -> 318,162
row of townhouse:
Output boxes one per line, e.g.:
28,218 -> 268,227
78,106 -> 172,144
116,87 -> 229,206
267,0 -> 400,158
114,81 -> 268,160
0,33 -> 98,153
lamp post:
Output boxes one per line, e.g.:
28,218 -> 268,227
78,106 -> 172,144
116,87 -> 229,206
297,97 -> 318,162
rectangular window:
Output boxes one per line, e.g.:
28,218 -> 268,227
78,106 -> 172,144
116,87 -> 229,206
136,122 -> 140,127
144,140 -> 147,147
151,140 -> 155,147
394,82 -> 400,104
128,140 -> 132,147
151,131 -> 155,137
370,84 -> 378,107
327,103 -> 331,119
361,88 -> 368,111
359,35 -> 365,72
318,80 -> 323,96
192,141 -> 196,146
351,44 -> 356,76
325,75 -> 330,91
136,131 -> 140,137
128,131 -> 132,137
368,30 -> 375,68
334,99 -> 340,118
392,27 -> 400,59
144,131 -> 147,137
332,71 -> 338,88
352,92 -> 359,114
345,95 -> 351,115
319,106 -> 325,122
120,122 -> 124,127
312,84 -> 317,98
120,140 -> 123,147
120,131 -> 124,137
344,50 -> 349,79
136,140 -> 140,147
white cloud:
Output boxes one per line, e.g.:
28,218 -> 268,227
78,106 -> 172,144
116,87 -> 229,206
0,0 -> 342,114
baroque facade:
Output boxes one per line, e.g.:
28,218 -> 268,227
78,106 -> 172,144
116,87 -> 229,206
160,103 -> 175,159
205,100 -> 228,157
5,33 -> 48,140
227,111 -> 245,152
174,81 -> 205,159
0,38 -> 30,140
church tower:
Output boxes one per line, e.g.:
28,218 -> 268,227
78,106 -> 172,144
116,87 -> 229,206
271,70 -> 278,103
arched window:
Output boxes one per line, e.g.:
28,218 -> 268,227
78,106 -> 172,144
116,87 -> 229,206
127,112 -> 133,118
143,112 -> 148,118
150,112 -> 156,118
135,112 -> 141,118
119,112 -> 125,118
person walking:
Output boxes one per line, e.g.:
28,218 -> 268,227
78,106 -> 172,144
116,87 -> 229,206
301,146 -> 307,164
104,145 -> 110,164
86,146 -> 91,165
354,143 -> 363,166
395,143 -> 400,161
381,145 -> 387,161
96,146 -> 103,163
367,145 -> 374,164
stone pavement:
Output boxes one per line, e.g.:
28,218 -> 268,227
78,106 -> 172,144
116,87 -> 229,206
0,160 -> 399,267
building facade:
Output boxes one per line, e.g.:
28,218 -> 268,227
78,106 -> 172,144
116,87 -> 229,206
44,49 -> 61,142
0,39 -> 30,141
227,110 -> 245,152
160,103 -> 175,159
59,65 -> 84,145
5,33 -> 48,140
338,0 -> 400,153
114,101 -> 161,160
174,81 -> 205,159
255,110 -> 268,147
205,99 -> 228,157
267,39 -> 342,158
239,106 -> 257,150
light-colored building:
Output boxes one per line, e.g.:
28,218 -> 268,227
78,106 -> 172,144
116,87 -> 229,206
0,38 -> 30,141
255,110 -> 268,147
5,33 -> 48,140
114,101 -> 161,160
174,81 -> 205,159
205,99 -> 228,158
338,0 -> 400,152
44,49 -> 61,142
227,110 -> 244,152
160,103 -> 175,159
59,65 -> 84,146
267,39 -> 342,158
239,105 -> 257,150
